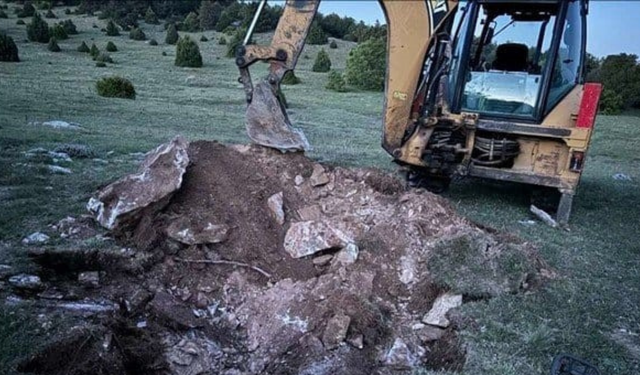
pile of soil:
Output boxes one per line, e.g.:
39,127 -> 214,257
16,140 -> 551,375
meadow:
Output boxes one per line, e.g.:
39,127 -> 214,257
1,6 -> 639,375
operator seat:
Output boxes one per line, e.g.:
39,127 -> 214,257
493,43 -> 529,72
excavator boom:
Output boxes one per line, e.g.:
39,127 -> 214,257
236,0 -> 458,154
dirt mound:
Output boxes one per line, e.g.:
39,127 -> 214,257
17,139 -> 551,375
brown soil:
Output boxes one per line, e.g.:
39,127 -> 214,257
14,140 -> 552,375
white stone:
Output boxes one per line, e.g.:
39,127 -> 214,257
267,192 -> 285,225
422,293 -> 463,328
22,232 -> 50,244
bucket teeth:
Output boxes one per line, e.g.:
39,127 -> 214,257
245,81 -> 310,152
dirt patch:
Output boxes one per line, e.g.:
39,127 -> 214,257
14,140 -> 552,375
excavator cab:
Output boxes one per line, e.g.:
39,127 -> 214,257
237,0 -> 601,224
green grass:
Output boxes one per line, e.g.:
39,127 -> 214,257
1,6 -> 639,375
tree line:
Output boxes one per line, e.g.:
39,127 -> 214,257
13,0 -> 386,43
585,53 -> 640,114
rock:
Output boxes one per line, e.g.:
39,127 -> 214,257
322,313 -> 351,350
383,337 -> 419,368
48,165 -> 72,174
48,151 -> 72,163
334,243 -> 359,265
297,205 -> 322,221
37,120 -> 82,130
312,254 -> 333,266
87,136 -> 190,230
78,271 -> 100,288
346,333 -> 364,349
613,173 -> 632,181
166,217 -> 229,245
415,325 -> 445,342
52,216 -> 98,240
149,291 -> 203,330
8,274 -> 44,291
309,164 -> 330,187
530,205 -> 558,228
422,293 -> 463,328
22,232 -> 50,244
283,221 -> 352,258
267,192 -> 285,225
294,175 -> 304,186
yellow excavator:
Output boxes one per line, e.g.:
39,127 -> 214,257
235,0 -> 602,224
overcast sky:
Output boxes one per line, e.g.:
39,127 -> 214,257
315,1 -> 640,58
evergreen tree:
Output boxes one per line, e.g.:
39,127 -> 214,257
77,41 -> 90,53
345,37 -> 386,91
175,36 -> 203,68
27,12 -> 50,43
106,20 -> 120,36
312,49 -> 331,72
165,23 -> 179,45
0,32 -> 20,62
48,37 -> 61,52
307,21 -> 328,45
145,7 -> 159,25
106,41 -> 117,52
200,0 -> 223,31
182,11 -> 199,32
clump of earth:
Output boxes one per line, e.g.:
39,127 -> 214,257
12,136 -> 551,375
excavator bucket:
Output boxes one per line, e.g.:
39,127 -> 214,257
245,81 -> 310,152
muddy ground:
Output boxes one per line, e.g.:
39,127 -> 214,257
7,138 -> 551,375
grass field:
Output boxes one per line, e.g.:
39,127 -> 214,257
1,6 -> 639,375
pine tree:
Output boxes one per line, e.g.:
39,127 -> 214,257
77,41 -> 90,53
106,41 -> 117,52
144,7 -> 159,25
106,20 -> 120,36
48,37 -> 61,52
90,43 -> 99,58
165,23 -> 179,45
175,36 -> 203,68
27,12 -> 50,43
307,22 -> 328,45
312,49 -> 331,72
0,32 -> 20,62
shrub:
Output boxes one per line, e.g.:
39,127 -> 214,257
200,0 -> 223,31
345,37 -> 386,91
149,39 -> 158,46
329,40 -> 338,49
105,41 -> 117,52
47,37 -> 60,52
200,35 -> 208,42
77,41 -> 90,53
95,61 -> 106,67
307,22 -> 327,45
64,8 -> 71,15
0,9 -> 8,19
218,36 -> 227,45
17,20 -> 26,25
0,32 -> 20,62
129,27 -> 146,41
45,9 -> 56,19
312,49 -> 331,72
182,12 -> 199,32
18,3 -> 36,18
144,7 -> 159,25
175,36 -> 202,68
326,70 -> 347,92
90,43 -> 99,57
27,13 -> 50,43
105,20 -> 119,36
62,19 -> 78,35
165,23 -> 179,45
96,76 -> 136,99
599,88 -> 624,115
162,51 -> 167,56
49,23 -> 68,40
95,52 -> 113,63
281,71 -> 301,85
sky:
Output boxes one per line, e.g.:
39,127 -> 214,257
315,1 -> 640,58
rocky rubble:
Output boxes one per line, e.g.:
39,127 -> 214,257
13,138 -> 551,375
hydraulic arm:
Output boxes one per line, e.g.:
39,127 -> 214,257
235,0 -> 459,160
